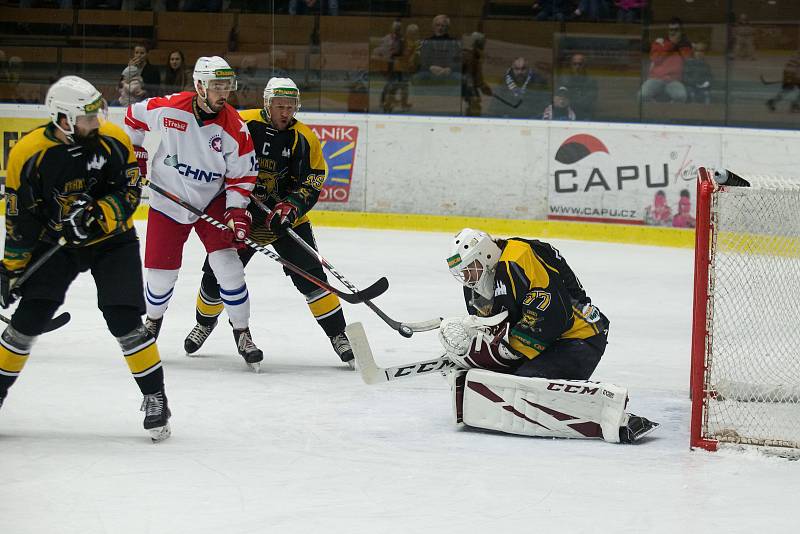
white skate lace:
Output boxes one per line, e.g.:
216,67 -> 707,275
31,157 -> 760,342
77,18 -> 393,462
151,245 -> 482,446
187,322 -> 215,345
331,333 -> 351,355
141,393 -> 164,417
237,330 -> 257,353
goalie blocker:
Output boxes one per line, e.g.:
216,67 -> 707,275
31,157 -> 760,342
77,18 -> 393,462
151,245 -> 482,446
450,369 -> 659,444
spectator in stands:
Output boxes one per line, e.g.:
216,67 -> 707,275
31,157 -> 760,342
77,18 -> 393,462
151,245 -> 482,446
684,42 -> 712,104
414,14 -> 461,84
234,55 -> 263,109
731,13 -> 756,61
639,18 -> 692,104
289,0 -> 338,15
114,65 -> 147,106
127,43 -> 161,97
161,50 -> 191,96
533,0 -> 572,22
766,51 -> 800,113
560,53 -> 598,120
543,86 -> 577,120
402,23 -> 421,78
573,0 -> 611,21
462,32 -> 492,116
672,189 -> 695,228
615,0 -> 646,22
644,190 -> 672,226
487,56 -> 547,119
374,19 -> 410,113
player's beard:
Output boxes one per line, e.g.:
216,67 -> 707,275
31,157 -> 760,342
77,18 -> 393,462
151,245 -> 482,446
74,128 -> 100,148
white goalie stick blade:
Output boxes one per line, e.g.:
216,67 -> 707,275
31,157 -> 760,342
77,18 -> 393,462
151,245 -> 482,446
402,317 -> 443,332
345,322 -> 456,384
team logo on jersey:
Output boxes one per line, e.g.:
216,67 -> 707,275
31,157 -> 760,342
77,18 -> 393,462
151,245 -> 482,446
86,154 -> 107,171
163,117 -> 188,132
555,134 -> 609,164
164,154 -> 222,183
209,134 -> 222,153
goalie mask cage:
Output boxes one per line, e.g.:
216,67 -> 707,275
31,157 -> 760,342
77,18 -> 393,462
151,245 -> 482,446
691,167 -> 800,452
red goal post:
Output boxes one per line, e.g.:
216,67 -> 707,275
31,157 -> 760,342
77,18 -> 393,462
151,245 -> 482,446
691,167 -> 800,452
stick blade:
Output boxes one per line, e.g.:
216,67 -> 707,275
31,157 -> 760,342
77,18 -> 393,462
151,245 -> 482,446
42,312 -> 71,333
345,322 -> 383,385
338,277 -> 389,304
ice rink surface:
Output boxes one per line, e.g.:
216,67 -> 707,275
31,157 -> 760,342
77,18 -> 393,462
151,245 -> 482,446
1,222 -> 797,533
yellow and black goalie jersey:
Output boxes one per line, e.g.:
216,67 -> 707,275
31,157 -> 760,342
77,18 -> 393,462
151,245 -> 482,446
464,238 -> 607,361
4,120 -> 141,272
238,108 -> 327,245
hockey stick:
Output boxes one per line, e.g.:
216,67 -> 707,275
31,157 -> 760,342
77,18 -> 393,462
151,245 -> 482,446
0,238 -> 72,333
760,74 -> 782,85
147,181 -> 387,304
492,94 -> 522,109
252,197 -> 441,338
345,322 -> 455,384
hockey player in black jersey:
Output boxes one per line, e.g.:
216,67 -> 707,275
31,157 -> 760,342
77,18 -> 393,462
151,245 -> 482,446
439,229 -> 658,443
0,76 -> 171,441
183,77 -> 355,368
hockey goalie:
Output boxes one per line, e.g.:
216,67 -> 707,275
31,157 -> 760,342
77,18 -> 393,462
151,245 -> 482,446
438,229 -> 659,444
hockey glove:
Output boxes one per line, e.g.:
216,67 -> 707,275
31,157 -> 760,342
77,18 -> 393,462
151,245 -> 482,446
62,194 -> 99,246
133,145 -> 148,180
439,314 -> 518,371
0,265 -> 23,309
267,200 -> 299,234
223,208 -> 252,245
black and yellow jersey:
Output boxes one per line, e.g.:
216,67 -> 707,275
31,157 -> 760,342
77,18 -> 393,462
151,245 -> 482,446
3,120 -> 141,272
464,237 -> 607,361
238,108 -> 327,245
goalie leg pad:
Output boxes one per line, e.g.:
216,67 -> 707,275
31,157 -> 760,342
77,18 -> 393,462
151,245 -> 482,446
461,369 -> 629,443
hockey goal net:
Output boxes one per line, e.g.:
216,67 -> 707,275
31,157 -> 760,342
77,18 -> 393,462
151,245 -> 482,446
691,167 -> 800,452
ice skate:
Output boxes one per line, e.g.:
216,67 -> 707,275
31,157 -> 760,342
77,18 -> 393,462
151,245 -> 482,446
233,327 -> 263,372
184,319 -> 217,354
619,414 -> 659,444
141,390 -> 171,443
144,316 -> 163,340
330,332 -> 355,369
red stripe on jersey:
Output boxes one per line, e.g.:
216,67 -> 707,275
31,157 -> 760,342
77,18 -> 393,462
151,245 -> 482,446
226,176 -> 257,186
213,106 -> 255,157
145,91 -> 195,112
226,185 -> 256,197
124,107 -> 149,131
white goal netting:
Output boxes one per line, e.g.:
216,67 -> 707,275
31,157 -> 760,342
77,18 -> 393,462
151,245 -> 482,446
702,174 -> 800,449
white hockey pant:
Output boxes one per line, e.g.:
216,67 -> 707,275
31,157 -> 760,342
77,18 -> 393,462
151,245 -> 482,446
207,248 -> 250,330
453,369 -> 629,443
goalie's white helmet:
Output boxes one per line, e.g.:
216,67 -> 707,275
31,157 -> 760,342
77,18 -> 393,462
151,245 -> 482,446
447,228 -> 502,299
45,75 -> 105,137
193,56 -> 238,92
263,77 -> 301,111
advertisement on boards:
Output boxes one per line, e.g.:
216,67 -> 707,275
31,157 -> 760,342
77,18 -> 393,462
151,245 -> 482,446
1,117 -> 50,185
309,124 -> 358,203
548,128 -> 720,227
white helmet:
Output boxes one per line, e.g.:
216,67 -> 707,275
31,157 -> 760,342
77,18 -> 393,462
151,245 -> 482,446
193,56 -> 238,93
447,228 -> 502,300
45,75 -> 105,137
263,77 -> 301,112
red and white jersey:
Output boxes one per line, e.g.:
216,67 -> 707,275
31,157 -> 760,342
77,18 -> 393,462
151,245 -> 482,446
124,91 -> 257,224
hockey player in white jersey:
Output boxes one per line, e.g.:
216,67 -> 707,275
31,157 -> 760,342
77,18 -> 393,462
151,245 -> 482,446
124,56 -> 263,369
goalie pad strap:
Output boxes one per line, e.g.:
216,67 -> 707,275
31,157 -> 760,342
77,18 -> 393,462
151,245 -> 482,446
459,369 -> 628,443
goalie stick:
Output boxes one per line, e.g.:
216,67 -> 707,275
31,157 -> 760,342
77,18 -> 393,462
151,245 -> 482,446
345,322 -> 455,384
147,181 -> 388,304
0,238 -> 72,333
251,197 -> 441,337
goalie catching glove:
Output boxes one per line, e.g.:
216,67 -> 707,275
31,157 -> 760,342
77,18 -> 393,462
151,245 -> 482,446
439,311 -> 521,371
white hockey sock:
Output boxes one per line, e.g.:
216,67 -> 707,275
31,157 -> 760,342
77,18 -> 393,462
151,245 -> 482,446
145,269 -> 180,319
208,249 -> 250,330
